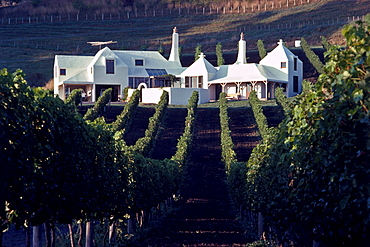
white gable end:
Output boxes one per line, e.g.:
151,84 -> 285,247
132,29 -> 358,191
181,53 -> 217,79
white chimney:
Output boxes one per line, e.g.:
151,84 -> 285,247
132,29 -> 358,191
235,33 -> 247,64
168,27 -> 181,66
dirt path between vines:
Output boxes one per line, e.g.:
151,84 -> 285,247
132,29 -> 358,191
142,107 -> 257,246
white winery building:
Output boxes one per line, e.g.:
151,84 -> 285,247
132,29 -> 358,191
54,27 -> 303,104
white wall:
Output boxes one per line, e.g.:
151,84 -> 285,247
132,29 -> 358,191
93,65 -> 128,85
141,88 -> 210,105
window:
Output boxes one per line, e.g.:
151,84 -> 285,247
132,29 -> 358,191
198,76 -> 203,88
60,68 -> 66,76
129,77 -> 149,89
294,57 -> 298,71
293,76 -> 299,93
281,62 -> 286,69
135,59 -> 144,66
185,77 -> 190,88
106,59 -> 114,74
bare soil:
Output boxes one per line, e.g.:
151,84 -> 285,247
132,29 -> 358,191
150,107 -> 188,160
124,106 -> 155,146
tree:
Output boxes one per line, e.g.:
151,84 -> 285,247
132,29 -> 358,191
245,15 -> 370,246
65,88 -> 82,106
320,35 -> 332,51
178,46 -> 183,60
300,37 -> 325,74
0,69 -> 37,247
158,43 -> 164,55
83,88 -> 112,121
194,43 -> 202,61
257,39 -> 267,59
216,42 -> 225,66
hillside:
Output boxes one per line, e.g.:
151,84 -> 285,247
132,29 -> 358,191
0,0 -> 369,86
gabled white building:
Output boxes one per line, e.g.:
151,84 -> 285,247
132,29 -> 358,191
179,33 -> 303,101
54,27 -> 302,104
54,27 -> 184,102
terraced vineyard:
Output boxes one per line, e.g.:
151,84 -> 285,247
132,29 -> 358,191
131,104 -> 283,246
2,99 -> 284,246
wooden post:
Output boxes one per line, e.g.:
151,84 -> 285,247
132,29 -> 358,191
85,221 -> 94,247
258,212 -> 264,239
68,224 -> 75,247
127,218 -> 133,234
33,225 -> 41,247
108,221 -> 116,243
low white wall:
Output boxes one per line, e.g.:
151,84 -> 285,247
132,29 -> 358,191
141,87 -> 210,105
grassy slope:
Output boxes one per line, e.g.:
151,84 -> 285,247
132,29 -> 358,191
0,0 -> 369,86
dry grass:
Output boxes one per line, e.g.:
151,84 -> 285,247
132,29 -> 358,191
1,0 -> 332,16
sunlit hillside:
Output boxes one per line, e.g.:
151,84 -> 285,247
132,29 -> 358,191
0,0 -> 369,86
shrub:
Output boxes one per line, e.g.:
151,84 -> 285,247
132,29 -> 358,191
83,88 -> 112,121
65,88 -> 82,106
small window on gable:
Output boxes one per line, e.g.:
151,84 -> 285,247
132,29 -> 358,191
135,59 -> 144,66
106,59 -> 115,74
60,68 -> 66,76
281,62 -> 287,69
294,57 -> 298,71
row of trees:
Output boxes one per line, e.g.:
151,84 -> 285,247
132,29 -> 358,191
0,73 -> 199,246
226,15 -> 370,246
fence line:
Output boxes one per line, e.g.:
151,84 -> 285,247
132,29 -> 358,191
0,15 -> 358,53
2,0 -> 361,25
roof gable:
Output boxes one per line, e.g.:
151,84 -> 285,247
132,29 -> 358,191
209,63 -> 288,84
88,47 -> 127,67
260,39 -> 297,65
180,53 -> 217,76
